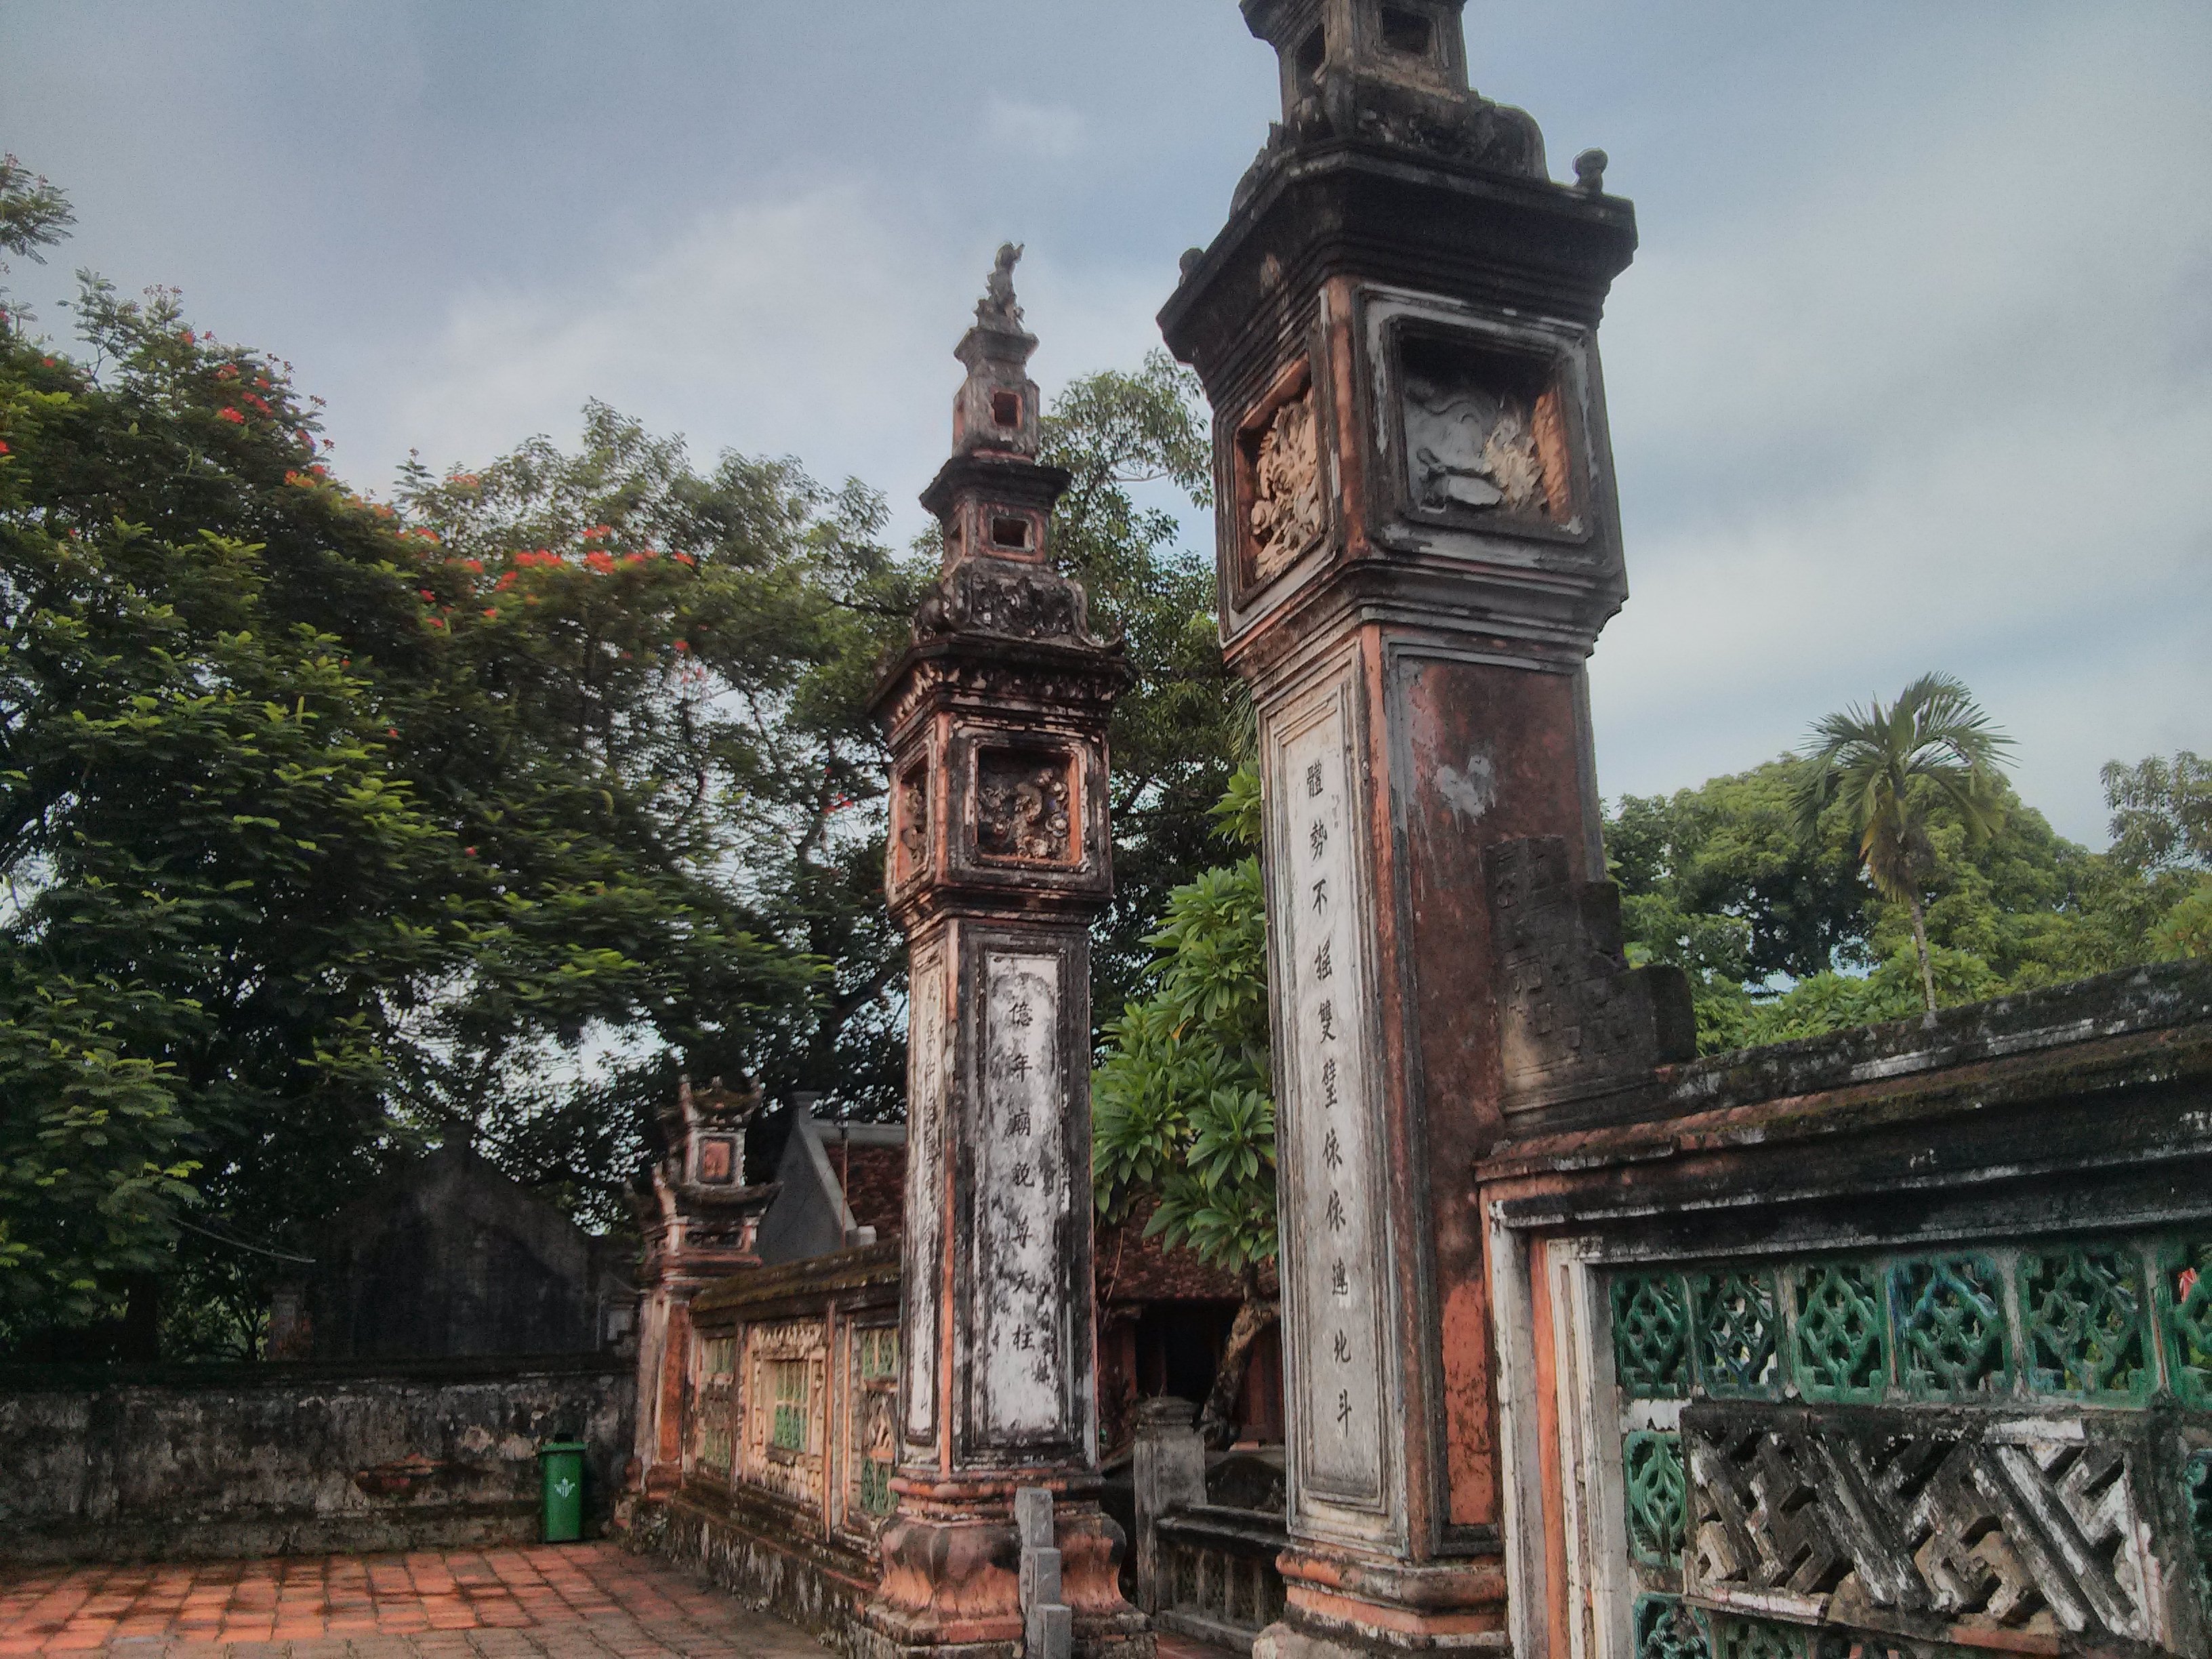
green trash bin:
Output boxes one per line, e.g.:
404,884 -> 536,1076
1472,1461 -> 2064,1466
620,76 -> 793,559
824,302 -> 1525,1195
539,1441 -> 587,1543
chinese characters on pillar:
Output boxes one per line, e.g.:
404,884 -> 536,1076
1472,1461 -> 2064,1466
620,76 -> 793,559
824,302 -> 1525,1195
901,944 -> 949,1450
977,951 -> 1069,1441
1276,694 -> 1385,1509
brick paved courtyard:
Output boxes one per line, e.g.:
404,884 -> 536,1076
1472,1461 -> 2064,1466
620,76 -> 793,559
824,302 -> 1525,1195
0,1544 -> 826,1659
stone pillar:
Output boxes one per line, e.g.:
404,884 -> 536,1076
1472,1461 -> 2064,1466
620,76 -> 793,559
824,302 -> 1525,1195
864,247 -> 1149,1659
1130,1399 -> 1210,1614
630,1075 -> 774,1500
1159,5 -> 1691,1656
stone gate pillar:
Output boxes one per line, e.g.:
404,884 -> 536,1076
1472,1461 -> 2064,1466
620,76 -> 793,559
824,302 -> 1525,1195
1160,5 -> 1689,1656
864,248 -> 1149,1659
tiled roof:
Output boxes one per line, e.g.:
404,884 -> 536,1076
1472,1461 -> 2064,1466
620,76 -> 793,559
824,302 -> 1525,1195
834,1143 -> 907,1242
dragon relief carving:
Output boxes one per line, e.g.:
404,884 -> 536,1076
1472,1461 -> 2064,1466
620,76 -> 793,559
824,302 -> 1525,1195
1404,370 -> 1551,518
1248,387 -> 1325,583
976,751 -> 1075,863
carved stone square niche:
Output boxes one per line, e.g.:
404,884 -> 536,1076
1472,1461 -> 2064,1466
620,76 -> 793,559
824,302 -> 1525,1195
972,746 -> 1078,865
1391,324 -> 1576,534
695,1135 -> 737,1185
1233,354 -> 1328,602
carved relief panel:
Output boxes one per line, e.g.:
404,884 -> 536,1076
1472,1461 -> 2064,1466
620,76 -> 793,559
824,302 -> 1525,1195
1265,663 -> 1395,1531
975,748 -> 1077,864
739,1319 -> 830,1511
1235,357 -> 1328,599
1355,288 -> 1622,590
891,762 -> 931,891
1397,329 -> 1570,526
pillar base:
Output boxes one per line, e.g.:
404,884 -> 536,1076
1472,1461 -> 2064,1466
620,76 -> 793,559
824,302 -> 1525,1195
863,1500 -> 1153,1659
1252,1549 -> 1509,1658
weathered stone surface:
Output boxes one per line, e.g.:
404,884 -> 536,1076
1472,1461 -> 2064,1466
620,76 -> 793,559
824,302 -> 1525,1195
1484,835 -> 1695,1116
1160,7 -> 1641,1654
865,251 -> 1145,1659
1265,674 -> 1387,1513
1478,960 -> 2212,1659
1685,1403 -> 2160,1645
309,1145 -> 636,1361
1130,1400 -> 1209,1616
0,1357 -> 630,1564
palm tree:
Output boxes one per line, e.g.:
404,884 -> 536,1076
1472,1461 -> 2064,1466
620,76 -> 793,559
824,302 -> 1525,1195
1793,674 -> 2013,1027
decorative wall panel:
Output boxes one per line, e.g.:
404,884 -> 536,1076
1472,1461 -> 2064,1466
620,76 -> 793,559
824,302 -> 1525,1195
1601,1232 -> 2212,1658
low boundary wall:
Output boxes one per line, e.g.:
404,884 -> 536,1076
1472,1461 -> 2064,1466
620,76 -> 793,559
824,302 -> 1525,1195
0,1353 -> 632,1564
632,1242 -> 899,1651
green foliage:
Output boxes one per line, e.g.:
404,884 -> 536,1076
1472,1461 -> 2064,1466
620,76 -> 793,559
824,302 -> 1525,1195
1793,673 -> 2013,907
1093,767 -> 1275,1275
393,403 -> 922,1124
2102,751 -> 2211,874
1042,351 -> 1246,1019
1615,735 -> 2210,1053
0,154 -> 75,333
0,981 -> 200,1326
0,272 -> 825,1346
0,176 -> 1245,1347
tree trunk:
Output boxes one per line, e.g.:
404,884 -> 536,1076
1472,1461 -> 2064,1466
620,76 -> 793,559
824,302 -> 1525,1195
1197,1270 -> 1279,1452
1908,893 -> 1938,1029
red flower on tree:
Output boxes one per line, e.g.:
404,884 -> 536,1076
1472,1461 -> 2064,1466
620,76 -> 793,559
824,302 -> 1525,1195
216,407 -> 245,424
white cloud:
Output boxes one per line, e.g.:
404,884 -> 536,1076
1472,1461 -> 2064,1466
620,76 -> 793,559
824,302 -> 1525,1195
351,180 -> 1176,546
986,96 -> 1087,161
1589,9 -> 2212,843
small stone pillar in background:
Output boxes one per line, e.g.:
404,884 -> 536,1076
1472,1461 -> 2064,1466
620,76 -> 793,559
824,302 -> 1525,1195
864,249 -> 1148,1659
1160,4 -> 1686,1656
1130,1399 -> 1209,1614
630,1075 -> 775,1500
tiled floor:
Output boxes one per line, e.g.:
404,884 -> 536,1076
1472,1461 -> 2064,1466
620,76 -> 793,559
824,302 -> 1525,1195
0,1544 -> 827,1659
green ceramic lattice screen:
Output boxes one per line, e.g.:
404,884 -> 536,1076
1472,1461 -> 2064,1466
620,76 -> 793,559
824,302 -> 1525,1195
1605,1229 -> 2212,1659
771,1357 -> 811,1454
848,1324 -> 899,1522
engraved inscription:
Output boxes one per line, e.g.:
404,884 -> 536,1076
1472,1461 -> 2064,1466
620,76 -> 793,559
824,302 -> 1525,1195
1277,698 -> 1385,1507
976,951 -> 1068,1441
901,945 -> 948,1446
976,749 -> 1076,863
1249,386 -> 1324,583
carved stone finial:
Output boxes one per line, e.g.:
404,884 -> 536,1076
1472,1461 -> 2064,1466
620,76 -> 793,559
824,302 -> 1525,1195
1574,148 -> 1608,194
1237,0 -> 1544,182
978,241 -> 1025,327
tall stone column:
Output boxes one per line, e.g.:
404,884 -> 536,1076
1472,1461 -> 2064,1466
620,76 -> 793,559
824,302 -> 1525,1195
864,248 -> 1149,1659
1160,5 -> 1691,1656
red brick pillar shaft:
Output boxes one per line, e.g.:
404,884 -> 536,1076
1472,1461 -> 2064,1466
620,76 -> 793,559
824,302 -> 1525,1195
863,248 -> 1149,1659
1161,5 -> 1657,1655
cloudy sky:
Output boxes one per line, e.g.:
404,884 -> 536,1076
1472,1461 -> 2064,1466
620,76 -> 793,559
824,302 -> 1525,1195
8,1 -> 2208,845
